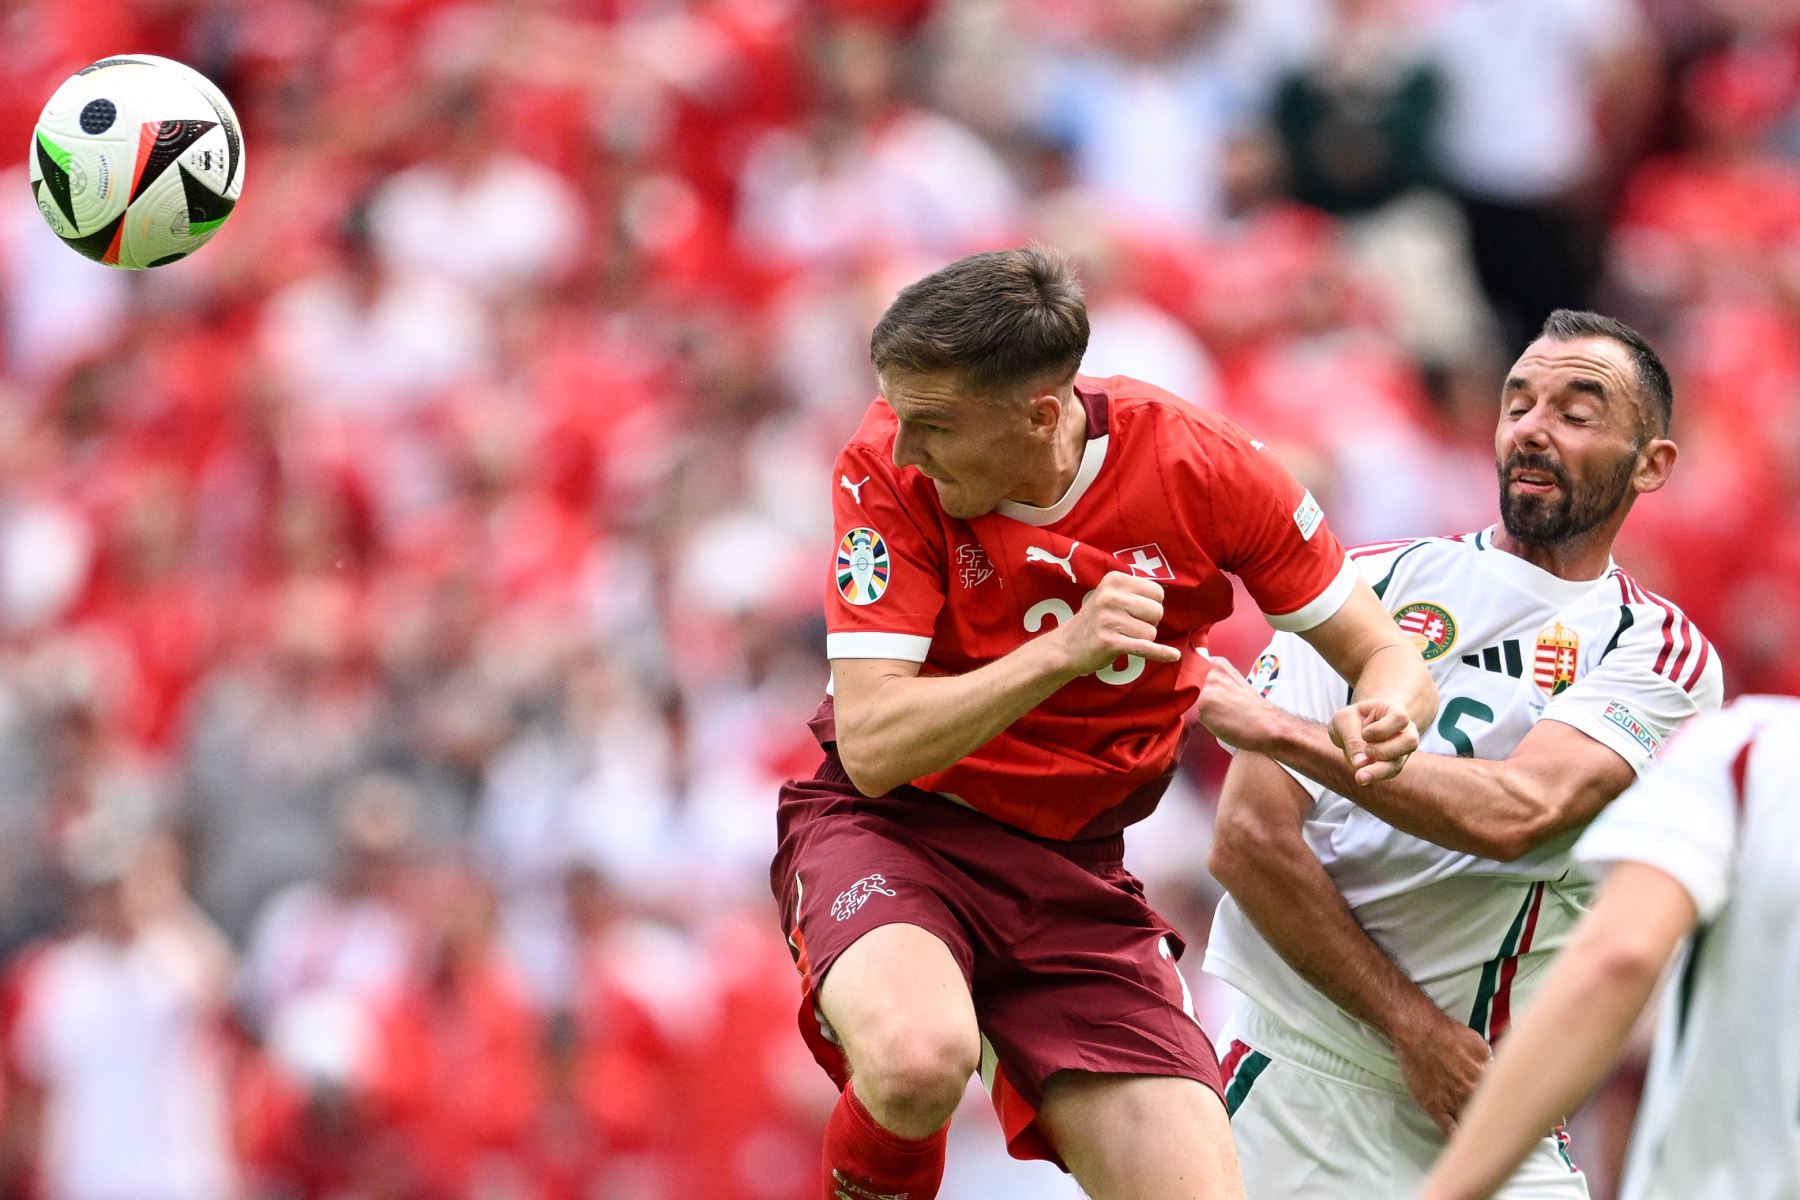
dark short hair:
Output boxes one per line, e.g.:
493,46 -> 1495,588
870,246 -> 1090,397
1538,309 -> 1673,437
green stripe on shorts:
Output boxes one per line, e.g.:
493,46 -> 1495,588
1224,1050 -> 1272,1116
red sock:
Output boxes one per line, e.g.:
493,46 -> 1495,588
820,1081 -> 948,1200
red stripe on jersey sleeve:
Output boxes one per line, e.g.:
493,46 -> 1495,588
1680,634 -> 1713,692
1729,734 -> 1756,817
1650,605 -> 1678,676
1667,612 -> 1697,684
1348,539 -> 1413,560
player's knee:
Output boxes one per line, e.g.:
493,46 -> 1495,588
852,1023 -> 978,1131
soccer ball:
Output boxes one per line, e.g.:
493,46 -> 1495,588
29,55 -> 244,269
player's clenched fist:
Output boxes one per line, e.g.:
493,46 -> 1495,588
1329,698 -> 1421,785
1052,571 -> 1181,676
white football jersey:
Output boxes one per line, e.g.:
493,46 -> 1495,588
1575,697 -> 1800,1200
1205,528 -> 1724,1081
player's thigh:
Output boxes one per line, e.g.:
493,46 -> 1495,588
1035,1071 -> 1243,1200
818,921 -> 981,1075
1228,1056 -> 1406,1200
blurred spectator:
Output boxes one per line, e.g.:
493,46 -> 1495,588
240,771 -> 419,1033
735,17 -> 1023,268
365,861 -> 542,1200
1269,0 -> 1495,364
1029,0 -> 1323,233
4,817 -> 235,1200
1426,0 -> 1660,344
183,578 -> 382,939
365,82 -> 585,298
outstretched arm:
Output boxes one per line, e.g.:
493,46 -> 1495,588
1209,751 -> 1490,1134
1419,862 -> 1696,1200
1294,582 -> 1437,784
1198,659 -> 1633,861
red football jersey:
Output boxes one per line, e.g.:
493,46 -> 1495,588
816,374 -> 1353,839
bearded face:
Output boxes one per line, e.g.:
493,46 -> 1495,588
1496,445 -> 1639,546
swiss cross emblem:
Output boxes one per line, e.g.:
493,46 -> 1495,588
1115,543 -> 1174,581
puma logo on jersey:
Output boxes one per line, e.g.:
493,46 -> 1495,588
839,474 -> 869,503
1026,542 -> 1079,582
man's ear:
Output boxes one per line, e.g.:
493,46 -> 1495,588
1633,437 -> 1677,495
1026,390 -> 1064,439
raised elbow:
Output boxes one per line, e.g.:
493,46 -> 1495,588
1475,824 -> 1538,864
836,747 -> 890,798
1587,929 -> 1673,991
1207,808 -> 1286,895
835,730 -> 899,798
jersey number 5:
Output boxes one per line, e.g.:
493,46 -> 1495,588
1023,596 -> 1145,685
1437,697 -> 1495,757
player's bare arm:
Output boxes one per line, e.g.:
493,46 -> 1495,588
1209,752 -> 1490,1135
834,571 -> 1177,798
1419,862 -> 1696,1200
1288,581 -> 1437,785
1198,660 -> 1633,861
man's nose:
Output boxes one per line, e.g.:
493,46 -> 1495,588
1510,405 -> 1553,452
893,427 -> 922,469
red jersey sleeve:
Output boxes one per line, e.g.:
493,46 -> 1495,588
824,444 -> 946,663
1207,423 -> 1355,632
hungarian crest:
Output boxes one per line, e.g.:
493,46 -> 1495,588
1534,622 -> 1579,696
1395,601 -> 1457,661
836,527 -> 890,606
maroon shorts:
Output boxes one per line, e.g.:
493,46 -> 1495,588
770,756 -> 1224,1166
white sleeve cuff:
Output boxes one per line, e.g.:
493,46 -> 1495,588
1264,557 -> 1358,633
1575,829 -> 1729,922
826,631 -> 932,662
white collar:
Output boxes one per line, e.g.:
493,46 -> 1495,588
994,433 -> 1109,527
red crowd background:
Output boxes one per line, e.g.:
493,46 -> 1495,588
0,1 -> 1797,1197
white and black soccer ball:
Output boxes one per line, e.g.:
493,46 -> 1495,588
29,54 -> 244,269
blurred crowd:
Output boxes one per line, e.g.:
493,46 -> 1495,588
1,0 -> 1799,1197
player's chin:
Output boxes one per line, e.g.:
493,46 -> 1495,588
934,481 -> 994,519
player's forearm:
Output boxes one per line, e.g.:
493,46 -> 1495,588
1420,891 -> 1673,1200
1210,787 -> 1440,1042
1349,640 -> 1438,731
834,637 -> 1081,797
1260,713 -> 1549,860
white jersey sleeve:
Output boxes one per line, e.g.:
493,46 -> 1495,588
1538,593 -> 1723,776
1574,703 -> 1759,922
1242,628 -> 1349,804
1237,543 -> 1416,800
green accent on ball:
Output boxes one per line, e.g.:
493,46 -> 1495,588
34,130 -> 73,174
178,164 -> 236,230
33,133 -> 80,230
188,216 -> 229,236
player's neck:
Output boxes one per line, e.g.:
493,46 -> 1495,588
1490,523 -> 1616,582
1015,395 -> 1089,507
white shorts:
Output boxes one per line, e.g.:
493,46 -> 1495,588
1220,1006 -> 1589,1200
